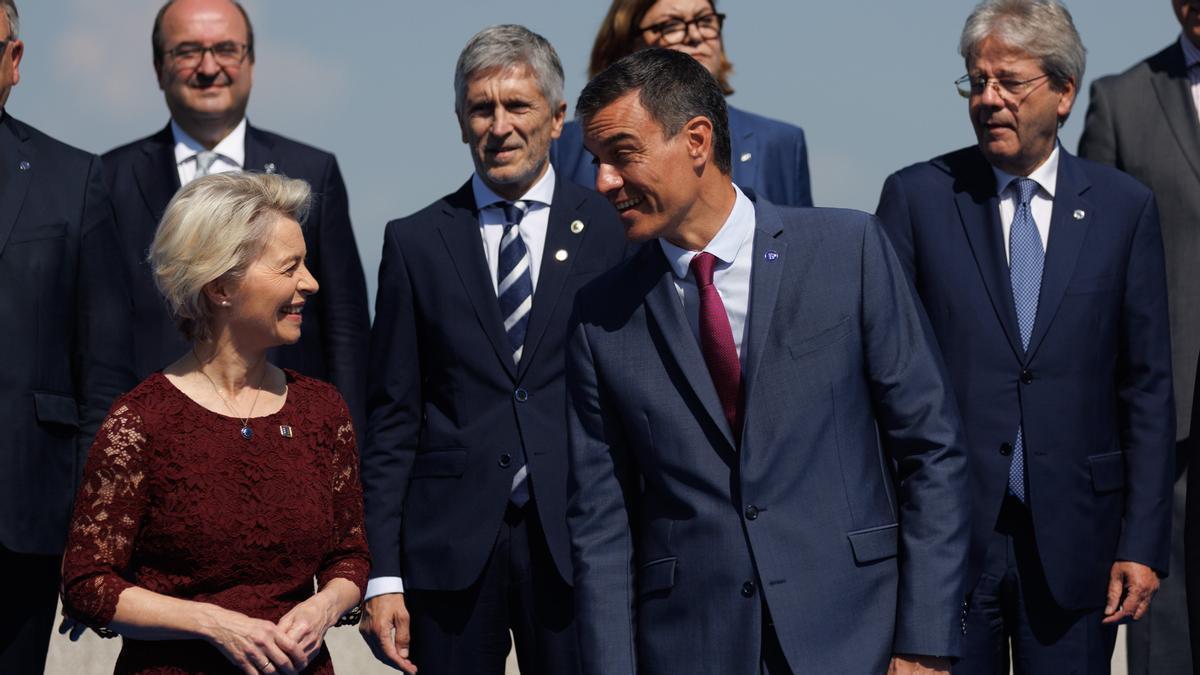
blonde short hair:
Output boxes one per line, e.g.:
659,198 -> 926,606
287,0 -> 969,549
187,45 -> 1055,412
149,172 -> 311,343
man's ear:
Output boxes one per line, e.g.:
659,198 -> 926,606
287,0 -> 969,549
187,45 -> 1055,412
683,115 -> 714,170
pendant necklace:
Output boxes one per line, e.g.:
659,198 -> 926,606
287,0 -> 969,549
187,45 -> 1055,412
195,349 -> 267,440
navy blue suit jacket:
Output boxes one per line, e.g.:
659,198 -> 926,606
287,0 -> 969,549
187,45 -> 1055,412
362,177 -> 626,590
566,196 -> 968,675
876,146 -> 1176,609
103,123 -> 371,432
0,113 -> 134,554
551,105 -> 813,207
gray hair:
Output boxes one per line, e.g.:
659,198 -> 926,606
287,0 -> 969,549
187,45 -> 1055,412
960,0 -> 1086,92
1,0 -> 18,40
453,24 -> 564,116
149,172 -> 311,343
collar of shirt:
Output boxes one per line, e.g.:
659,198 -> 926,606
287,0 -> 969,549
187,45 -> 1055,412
659,184 -> 755,279
172,117 -> 247,170
991,142 -> 1060,201
471,164 -> 556,214
1181,33 -> 1200,70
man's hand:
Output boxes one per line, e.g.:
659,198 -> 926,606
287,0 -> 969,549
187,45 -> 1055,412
888,654 -> 951,674
1103,560 -> 1160,624
359,593 -> 417,673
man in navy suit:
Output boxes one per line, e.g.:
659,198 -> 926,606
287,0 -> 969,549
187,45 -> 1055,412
0,1 -> 133,671
103,0 -> 370,429
567,48 -> 968,675
358,25 -> 626,675
876,1 -> 1175,671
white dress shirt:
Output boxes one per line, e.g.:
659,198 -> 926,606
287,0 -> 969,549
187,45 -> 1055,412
172,117 -> 246,186
993,143 -> 1059,264
1181,34 -> 1200,126
658,184 -> 756,366
364,166 -> 557,601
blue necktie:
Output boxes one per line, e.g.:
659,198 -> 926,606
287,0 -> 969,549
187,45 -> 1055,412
495,201 -> 532,506
1007,177 -> 1043,503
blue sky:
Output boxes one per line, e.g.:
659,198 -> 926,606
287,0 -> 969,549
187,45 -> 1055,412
7,1 -> 1180,304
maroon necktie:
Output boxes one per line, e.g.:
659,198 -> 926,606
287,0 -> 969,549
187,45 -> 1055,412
690,252 -> 742,435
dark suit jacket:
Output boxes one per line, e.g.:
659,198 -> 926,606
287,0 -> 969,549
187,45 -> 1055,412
876,146 -> 1176,610
551,105 -> 813,207
0,113 -> 133,555
362,177 -> 626,591
1080,42 -> 1200,442
103,122 -> 370,431
566,197 -> 968,675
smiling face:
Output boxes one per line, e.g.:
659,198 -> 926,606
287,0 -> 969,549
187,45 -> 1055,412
967,36 -> 1074,176
1175,0 -> 1200,49
218,214 -> 317,350
584,91 -> 706,244
637,0 -> 723,77
458,64 -> 566,201
157,0 -> 253,132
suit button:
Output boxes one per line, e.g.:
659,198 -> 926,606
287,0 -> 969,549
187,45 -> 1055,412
1020,369 -> 1033,385
514,388 -> 529,402
741,581 -> 756,598
744,505 -> 759,521
999,443 -> 1013,456
498,453 -> 512,468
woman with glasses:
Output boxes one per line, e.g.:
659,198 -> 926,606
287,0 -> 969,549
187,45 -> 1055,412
551,0 -> 814,207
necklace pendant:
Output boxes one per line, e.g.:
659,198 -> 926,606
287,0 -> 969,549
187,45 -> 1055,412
240,426 -> 253,440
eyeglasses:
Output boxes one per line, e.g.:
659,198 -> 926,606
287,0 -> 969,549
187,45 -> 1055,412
163,41 -> 251,69
955,73 -> 1050,100
639,12 -> 726,45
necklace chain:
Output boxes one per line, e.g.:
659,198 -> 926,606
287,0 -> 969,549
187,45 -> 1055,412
193,348 -> 267,436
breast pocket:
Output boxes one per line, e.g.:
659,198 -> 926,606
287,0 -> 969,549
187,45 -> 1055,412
788,316 -> 852,361
9,221 -> 68,244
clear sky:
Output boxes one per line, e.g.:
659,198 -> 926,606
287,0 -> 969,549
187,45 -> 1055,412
6,1 -> 1182,306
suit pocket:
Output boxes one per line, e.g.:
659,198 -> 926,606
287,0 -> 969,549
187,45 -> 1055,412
33,391 -> 80,429
1066,274 -> 1119,295
637,556 -> 677,597
847,523 -> 899,564
9,221 -> 68,244
1088,451 -> 1125,493
788,316 -> 852,360
410,449 -> 467,478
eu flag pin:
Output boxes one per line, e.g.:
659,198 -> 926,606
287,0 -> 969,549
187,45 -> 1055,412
279,425 -> 293,438
1072,209 -> 1085,220
764,250 -> 779,262
570,220 -> 585,234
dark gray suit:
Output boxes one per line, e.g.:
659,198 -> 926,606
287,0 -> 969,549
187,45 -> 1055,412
1080,40 -> 1200,674
566,197 -> 969,675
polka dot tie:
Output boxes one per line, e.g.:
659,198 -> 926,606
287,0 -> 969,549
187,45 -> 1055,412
1007,177 -> 1043,503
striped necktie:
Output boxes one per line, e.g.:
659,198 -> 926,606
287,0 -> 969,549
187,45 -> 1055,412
495,201 -> 532,506
1007,177 -> 1043,503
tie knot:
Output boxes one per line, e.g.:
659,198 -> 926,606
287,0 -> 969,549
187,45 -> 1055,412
496,201 -> 527,226
689,251 -> 719,287
1013,178 -> 1038,206
194,150 -> 219,177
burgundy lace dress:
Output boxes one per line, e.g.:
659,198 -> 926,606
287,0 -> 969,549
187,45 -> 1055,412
61,370 -> 370,675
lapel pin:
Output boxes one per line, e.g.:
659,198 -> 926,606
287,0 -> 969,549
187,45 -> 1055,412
279,425 -> 293,438
764,250 -> 779,261
570,220 -> 585,234
740,152 -> 752,163
18,160 -> 30,171
1072,209 -> 1085,220
554,249 -> 569,262
264,162 -> 277,174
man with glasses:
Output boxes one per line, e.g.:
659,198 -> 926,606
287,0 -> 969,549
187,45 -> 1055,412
104,0 -> 370,432
0,1 -> 133,671
1079,2 -> 1200,668
876,0 -> 1174,672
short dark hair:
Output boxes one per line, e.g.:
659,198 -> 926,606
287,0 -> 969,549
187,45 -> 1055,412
577,48 -> 731,175
152,0 -> 255,68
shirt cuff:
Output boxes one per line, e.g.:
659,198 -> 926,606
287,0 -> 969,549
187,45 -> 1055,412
364,576 -> 405,601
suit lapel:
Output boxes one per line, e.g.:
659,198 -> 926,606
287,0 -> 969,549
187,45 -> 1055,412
729,108 -> 757,189
1025,152 -> 1092,360
133,124 -> 181,225
437,182 -> 517,380
739,202 -> 789,443
1151,44 -> 1200,186
244,123 -> 279,175
0,115 -> 33,258
516,181 -> 586,380
640,241 -> 737,450
952,152 -> 1024,359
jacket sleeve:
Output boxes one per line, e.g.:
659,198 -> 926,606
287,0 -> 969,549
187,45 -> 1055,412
1078,78 -> 1121,168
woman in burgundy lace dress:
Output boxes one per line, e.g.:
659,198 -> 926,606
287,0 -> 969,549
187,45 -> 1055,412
60,173 -> 370,675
